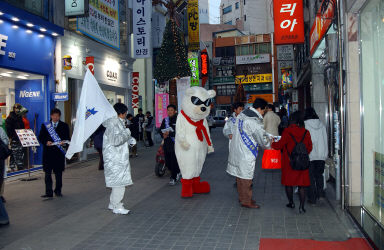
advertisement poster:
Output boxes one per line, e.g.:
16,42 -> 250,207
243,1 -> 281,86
15,129 -> 40,147
77,0 -> 120,50
187,0 -> 200,51
155,94 -> 169,128
133,0 -> 152,58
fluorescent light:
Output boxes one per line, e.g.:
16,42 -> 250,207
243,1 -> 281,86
52,32 -> 58,36
24,74 -> 30,77
17,76 -> 27,79
0,20 -> 3,24
0,12 -> 3,16
40,27 -> 46,32
38,34 -> 44,38
11,17 -> 19,22
6,72 -> 13,74
0,73 -> 11,77
27,23 -> 34,27
26,30 -> 32,34
12,25 -> 18,29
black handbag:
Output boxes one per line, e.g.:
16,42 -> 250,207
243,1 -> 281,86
0,139 -> 12,161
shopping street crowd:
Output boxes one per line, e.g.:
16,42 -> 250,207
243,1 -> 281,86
0,98 -> 328,227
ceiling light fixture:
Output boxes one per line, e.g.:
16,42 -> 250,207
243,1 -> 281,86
0,20 -> 3,24
52,32 -> 58,36
27,23 -> 34,27
11,17 -> 19,22
6,72 -> 13,74
0,73 -> 12,77
0,12 -> 3,16
38,34 -> 44,38
26,30 -> 32,34
40,27 -> 46,32
12,25 -> 18,29
17,76 -> 27,79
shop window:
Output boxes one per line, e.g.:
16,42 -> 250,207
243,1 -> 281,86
259,43 -> 270,53
241,45 -> 249,55
235,2 -> 239,9
360,0 -> 384,228
3,0 -> 49,19
215,46 -> 235,57
223,5 -> 232,15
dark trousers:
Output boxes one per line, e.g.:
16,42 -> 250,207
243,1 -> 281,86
146,131 -> 154,146
138,131 -> 144,141
236,178 -> 253,205
0,160 -> 8,224
45,170 -> 63,196
308,160 -> 325,202
96,148 -> 104,170
165,150 -> 180,180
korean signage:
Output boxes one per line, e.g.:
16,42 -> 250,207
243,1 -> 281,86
201,51 -> 208,77
65,0 -> 89,17
236,54 -> 270,65
187,0 -> 200,51
212,76 -> 235,84
276,45 -> 294,60
155,93 -> 169,128
188,57 -> 200,86
132,72 -> 140,108
133,0 -> 152,58
273,0 -> 304,44
235,73 -> 273,84
212,57 -> 235,66
310,0 -> 335,55
77,0 -> 120,50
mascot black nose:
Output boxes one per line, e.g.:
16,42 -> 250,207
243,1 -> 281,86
201,107 -> 207,112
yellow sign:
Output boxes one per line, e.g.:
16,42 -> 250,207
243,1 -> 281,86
187,0 -> 200,51
236,73 -> 273,84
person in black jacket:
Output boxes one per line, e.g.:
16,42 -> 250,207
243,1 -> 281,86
144,111 -> 154,147
136,108 -> 145,141
38,108 -> 70,198
160,105 -> 180,185
127,114 -> 139,157
5,103 -> 25,171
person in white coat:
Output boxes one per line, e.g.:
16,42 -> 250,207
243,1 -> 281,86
304,107 -> 328,204
226,98 -> 271,208
223,102 -> 244,145
103,103 -> 133,215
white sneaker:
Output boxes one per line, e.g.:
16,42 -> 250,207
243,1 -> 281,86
108,204 -> 114,210
113,207 -> 130,215
169,179 -> 176,186
176,173 -> 182,182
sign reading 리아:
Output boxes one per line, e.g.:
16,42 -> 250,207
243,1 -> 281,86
77,0 -> 120,50
65,0 -> 89,17
236,54 -> 270,65
133,0 -> 152,58
53,93 -> 69,101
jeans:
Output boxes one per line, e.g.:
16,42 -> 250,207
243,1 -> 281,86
45,170 -> 63,196
308,160 -> 325,202
110,186 -> 125,209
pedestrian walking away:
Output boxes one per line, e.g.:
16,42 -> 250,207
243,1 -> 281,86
144,111 -> 154,147
136,108 -> 145,142
264,104 -> 281,137
38,108 -> 70,199
304,107 -> 328,204
226,98 -> 271,208
160,104 -> 180,185
272,111 -> 312,213
102,103 -> 133,215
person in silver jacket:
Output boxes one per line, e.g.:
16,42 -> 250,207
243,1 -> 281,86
223,102 -> 244,145
226,98 -> 271,208
102,103 -> 133,215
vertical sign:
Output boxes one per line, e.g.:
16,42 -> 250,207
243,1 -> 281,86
188,56 -> 200,86
85,56 -> 94,75
273,0 -> 304,44
132,72 -> 140,108
77,0 -> 120,50
201,50 -> 208,77
155,93 -> 169,128
133,0 -> 152,58
188,0 -> 200,51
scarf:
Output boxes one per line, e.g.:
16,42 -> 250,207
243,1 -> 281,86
180,110 -> 212,146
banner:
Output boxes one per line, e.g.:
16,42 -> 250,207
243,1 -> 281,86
188,56 -> 200,86
187,0 -> 200,51
77,0 -> 120,50
155,93 -> 169,128
201,50 -> 208,77
176,77 -> 191,113
236,73 -> 273,84
132,72 -> 139,109
133,0 -> 152,58
273,0 -> 304,44
236,54 -> 270,65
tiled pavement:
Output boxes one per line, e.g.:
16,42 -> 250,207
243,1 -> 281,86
0,129 -> 365,250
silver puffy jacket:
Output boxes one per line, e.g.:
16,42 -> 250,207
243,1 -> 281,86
102,117 -> 133,187
226,107 -> 271,180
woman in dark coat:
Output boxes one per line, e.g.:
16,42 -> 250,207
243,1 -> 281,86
272,111 -> 312,213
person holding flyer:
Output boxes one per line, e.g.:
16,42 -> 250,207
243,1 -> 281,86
38,109 -> 70,199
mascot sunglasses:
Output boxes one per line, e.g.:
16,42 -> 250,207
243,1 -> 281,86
191,96 -> 213,107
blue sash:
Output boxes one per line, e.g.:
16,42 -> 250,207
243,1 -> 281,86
165,117 -> 175,143
238,119 -> 258,158
44,122 -> 66,155
230,117 -> 236,124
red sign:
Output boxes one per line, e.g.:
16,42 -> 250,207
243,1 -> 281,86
132,72 -> 139,109
309,0 -> 335,55
273,0 -> 304,44
201,51 -> 208,77
85,57 -> 94,75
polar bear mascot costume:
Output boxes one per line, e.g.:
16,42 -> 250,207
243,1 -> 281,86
175,86 -> 216,198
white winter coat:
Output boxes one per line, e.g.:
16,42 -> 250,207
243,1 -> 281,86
226,108 -> 271,180
223,113 -> 237,139
102,117 -> 133,187
304,119 -> 328,161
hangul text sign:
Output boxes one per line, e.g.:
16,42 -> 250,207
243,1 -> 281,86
188,57 -> 200,86
273,0 -> 304,44
187,0 -> 200,51
133,0 -> 152,58
132,72 -> 140,108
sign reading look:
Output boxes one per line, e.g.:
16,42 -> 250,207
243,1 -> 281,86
132,72 -> 140,109
273,0 -> 304,44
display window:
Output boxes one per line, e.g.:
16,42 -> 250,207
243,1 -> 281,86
0,68 -> 46,174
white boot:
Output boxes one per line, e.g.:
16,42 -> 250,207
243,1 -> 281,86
112,203 -> 130,215
108,203 -> 114,210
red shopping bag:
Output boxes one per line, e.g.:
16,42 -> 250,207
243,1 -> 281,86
262,149 -> 281,169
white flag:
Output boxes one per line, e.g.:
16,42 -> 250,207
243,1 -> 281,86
66,69 -> 117,159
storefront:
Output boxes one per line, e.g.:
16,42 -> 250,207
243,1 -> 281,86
59,31 -> 132,161
0,2 -> 63,176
